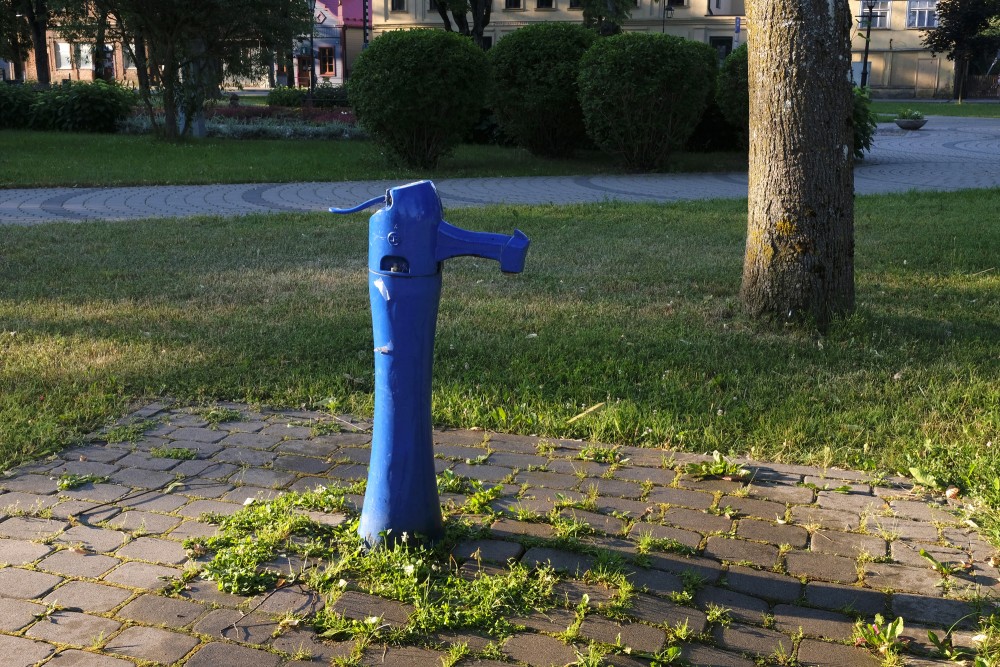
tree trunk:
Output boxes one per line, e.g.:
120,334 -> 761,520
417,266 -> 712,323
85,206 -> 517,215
741,0 -> 856,332
25,0 -> 50,85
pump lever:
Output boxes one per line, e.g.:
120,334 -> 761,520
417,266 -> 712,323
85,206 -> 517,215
329,194 -> 387,215
436,220 -> 530,274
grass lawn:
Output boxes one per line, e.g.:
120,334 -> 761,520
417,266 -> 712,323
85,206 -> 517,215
871,99 -> 1000,120
2,189 -> 998,533
0,131 -> 746,188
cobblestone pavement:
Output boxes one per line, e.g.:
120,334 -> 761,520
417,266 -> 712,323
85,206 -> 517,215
1,117 -> 999,226
1,402 -> 993,666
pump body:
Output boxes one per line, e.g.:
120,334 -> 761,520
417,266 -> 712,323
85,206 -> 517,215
331,180 -> 529,546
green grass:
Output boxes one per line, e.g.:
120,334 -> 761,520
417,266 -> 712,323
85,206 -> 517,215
871,100 -> 1000,119
1,190 -> 998,532
0,130 -> 746,188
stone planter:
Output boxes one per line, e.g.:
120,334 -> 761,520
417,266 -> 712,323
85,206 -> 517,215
894,118 -> 927,130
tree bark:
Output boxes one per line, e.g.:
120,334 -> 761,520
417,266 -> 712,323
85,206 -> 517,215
24,0 -> 50,85
741,0 -> 856,332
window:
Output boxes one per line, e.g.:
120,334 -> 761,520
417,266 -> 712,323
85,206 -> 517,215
75,44 -> 93,68
481,36 -> 493,49
123,43 -> 138,69
318,47 -> 335,75
667,0 -> 684,5
429,0 -> 438,9
55,42 -> 72,70
859,0 -> 890,28
536,0 -> 553,8
907,0 -> 937,27
568,0 -> 582,8
390,0 -> 405,10
505,0 -> 522,8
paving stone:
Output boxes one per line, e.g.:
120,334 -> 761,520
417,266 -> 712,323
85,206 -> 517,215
273,455 -> 331,475
0,490 -> 60,514
623,566 -> 684,596
103,624 -> 200,663
578,616 -> 665,652
489,517 -> 555,540
108,468 -> 176,489
561,508 -> 625,535
0,598 -> 47,631
449,463 -> 511,484
811,530 -> 887,559
784,550 -> 859,584
113,452 -> 184,471
747,482 -> 814,504
0,634 -> 56,666
552,579 -> 616,607
103,561 -> 182,590
43,580 -> 134,613
177,579 -> 250,608
277,439 -> 339,457
172,459 -> 239,479
169,427 -> 228,443
502,633 -> 578,667
332,446 -> 371,464
43,650 -> 134,667
796,638 -> 880,666
213,448 -> 276,466
736,518 -> 809,548
26,610 -> 122,647
545,459 -> 606,476
0,537 -> 53,564
695,586 -> 770,624
629,593 -> 708,632
595,496 -> 654,518
178,481 -> 235,499
628,521 -> 702,549
250,584 -> 325,615
0,566 -> 62,598
49,500 -> 120,523
890,540 -> 968,568
714,623 -> 793,658
361,645 -> 448,666
789,505 -> 861,531
61,445 -> 128,464
485,452 -> 549,469
121,490 -> 189,513
217,431 -> 283,449
704,537 -> 780,568
191,608 -> 278,643
679,644 -> 755,667
116,536 -> 188,564
586,477 -> 644,499
515,470 -> 580,489
0,515 -> 69,539
223,486 -> 283,504
62,482 -> 132,503
724,565 -> 801,602
490,496 -> 555,517
888,519 -> 942,543
661,507 -> 732,534
270,630 -> 355,663
331,591 -> 413,627
323,464 -> 369,481
804,581 -> 889,616
452,539 -> 524,563
645,551 -> 723,583
117,593 -> 207,628
521,546 -> 595,575
185,641 -> 282,667
107,510 -> 183,534
863,562 -> 942,595
229,467 -> 297,488
260,423 -> 314,439
511,608 -> 577,633
38,549 -> 120,578
720,496 -> 787,523
177,498 -> 243,518
773,604 -> 855,641
646,487 -> 715,510
56,525 -> 128,553
0,473 -> 59,494
614,466 -> 676,486
892,593 -> 976,629
889,499 -> 959,524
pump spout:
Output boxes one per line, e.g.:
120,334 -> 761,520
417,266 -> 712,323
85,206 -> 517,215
436,220 -> 530,274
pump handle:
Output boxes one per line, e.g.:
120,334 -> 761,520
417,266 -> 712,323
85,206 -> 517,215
329,194 -> 386,215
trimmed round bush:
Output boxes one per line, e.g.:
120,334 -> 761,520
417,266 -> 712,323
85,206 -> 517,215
488,23 -> 595,157
0,84 -> 39,129
577,33 -> 717,171
348,29 -> 490,169
715,43 -> 749,149
28,81 -> 136,133
266,85 -> 307,107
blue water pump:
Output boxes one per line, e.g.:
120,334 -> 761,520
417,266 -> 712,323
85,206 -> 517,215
331,180 -> 529,546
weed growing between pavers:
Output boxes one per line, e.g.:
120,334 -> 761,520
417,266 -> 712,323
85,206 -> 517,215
188,479 -> 700,662
149,446 -> 198,460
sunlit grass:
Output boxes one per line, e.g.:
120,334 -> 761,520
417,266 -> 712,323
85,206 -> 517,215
870,100 -> 1000,119
1,189 -> 998,534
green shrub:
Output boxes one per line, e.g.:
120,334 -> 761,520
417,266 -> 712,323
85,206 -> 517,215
488,23 -> 595,157
28,81 -> 136,133
266,85 -> 306,107
577,33 -> 717,171
853,86 -> 878,159
348,29 -> 490,169
715,43 -> 749,149
312,82 -> 350,108
0,84 -> 39,129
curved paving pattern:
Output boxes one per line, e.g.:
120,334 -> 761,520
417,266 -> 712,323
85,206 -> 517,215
0,402 -> 989,666
2,117 -> 999,226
